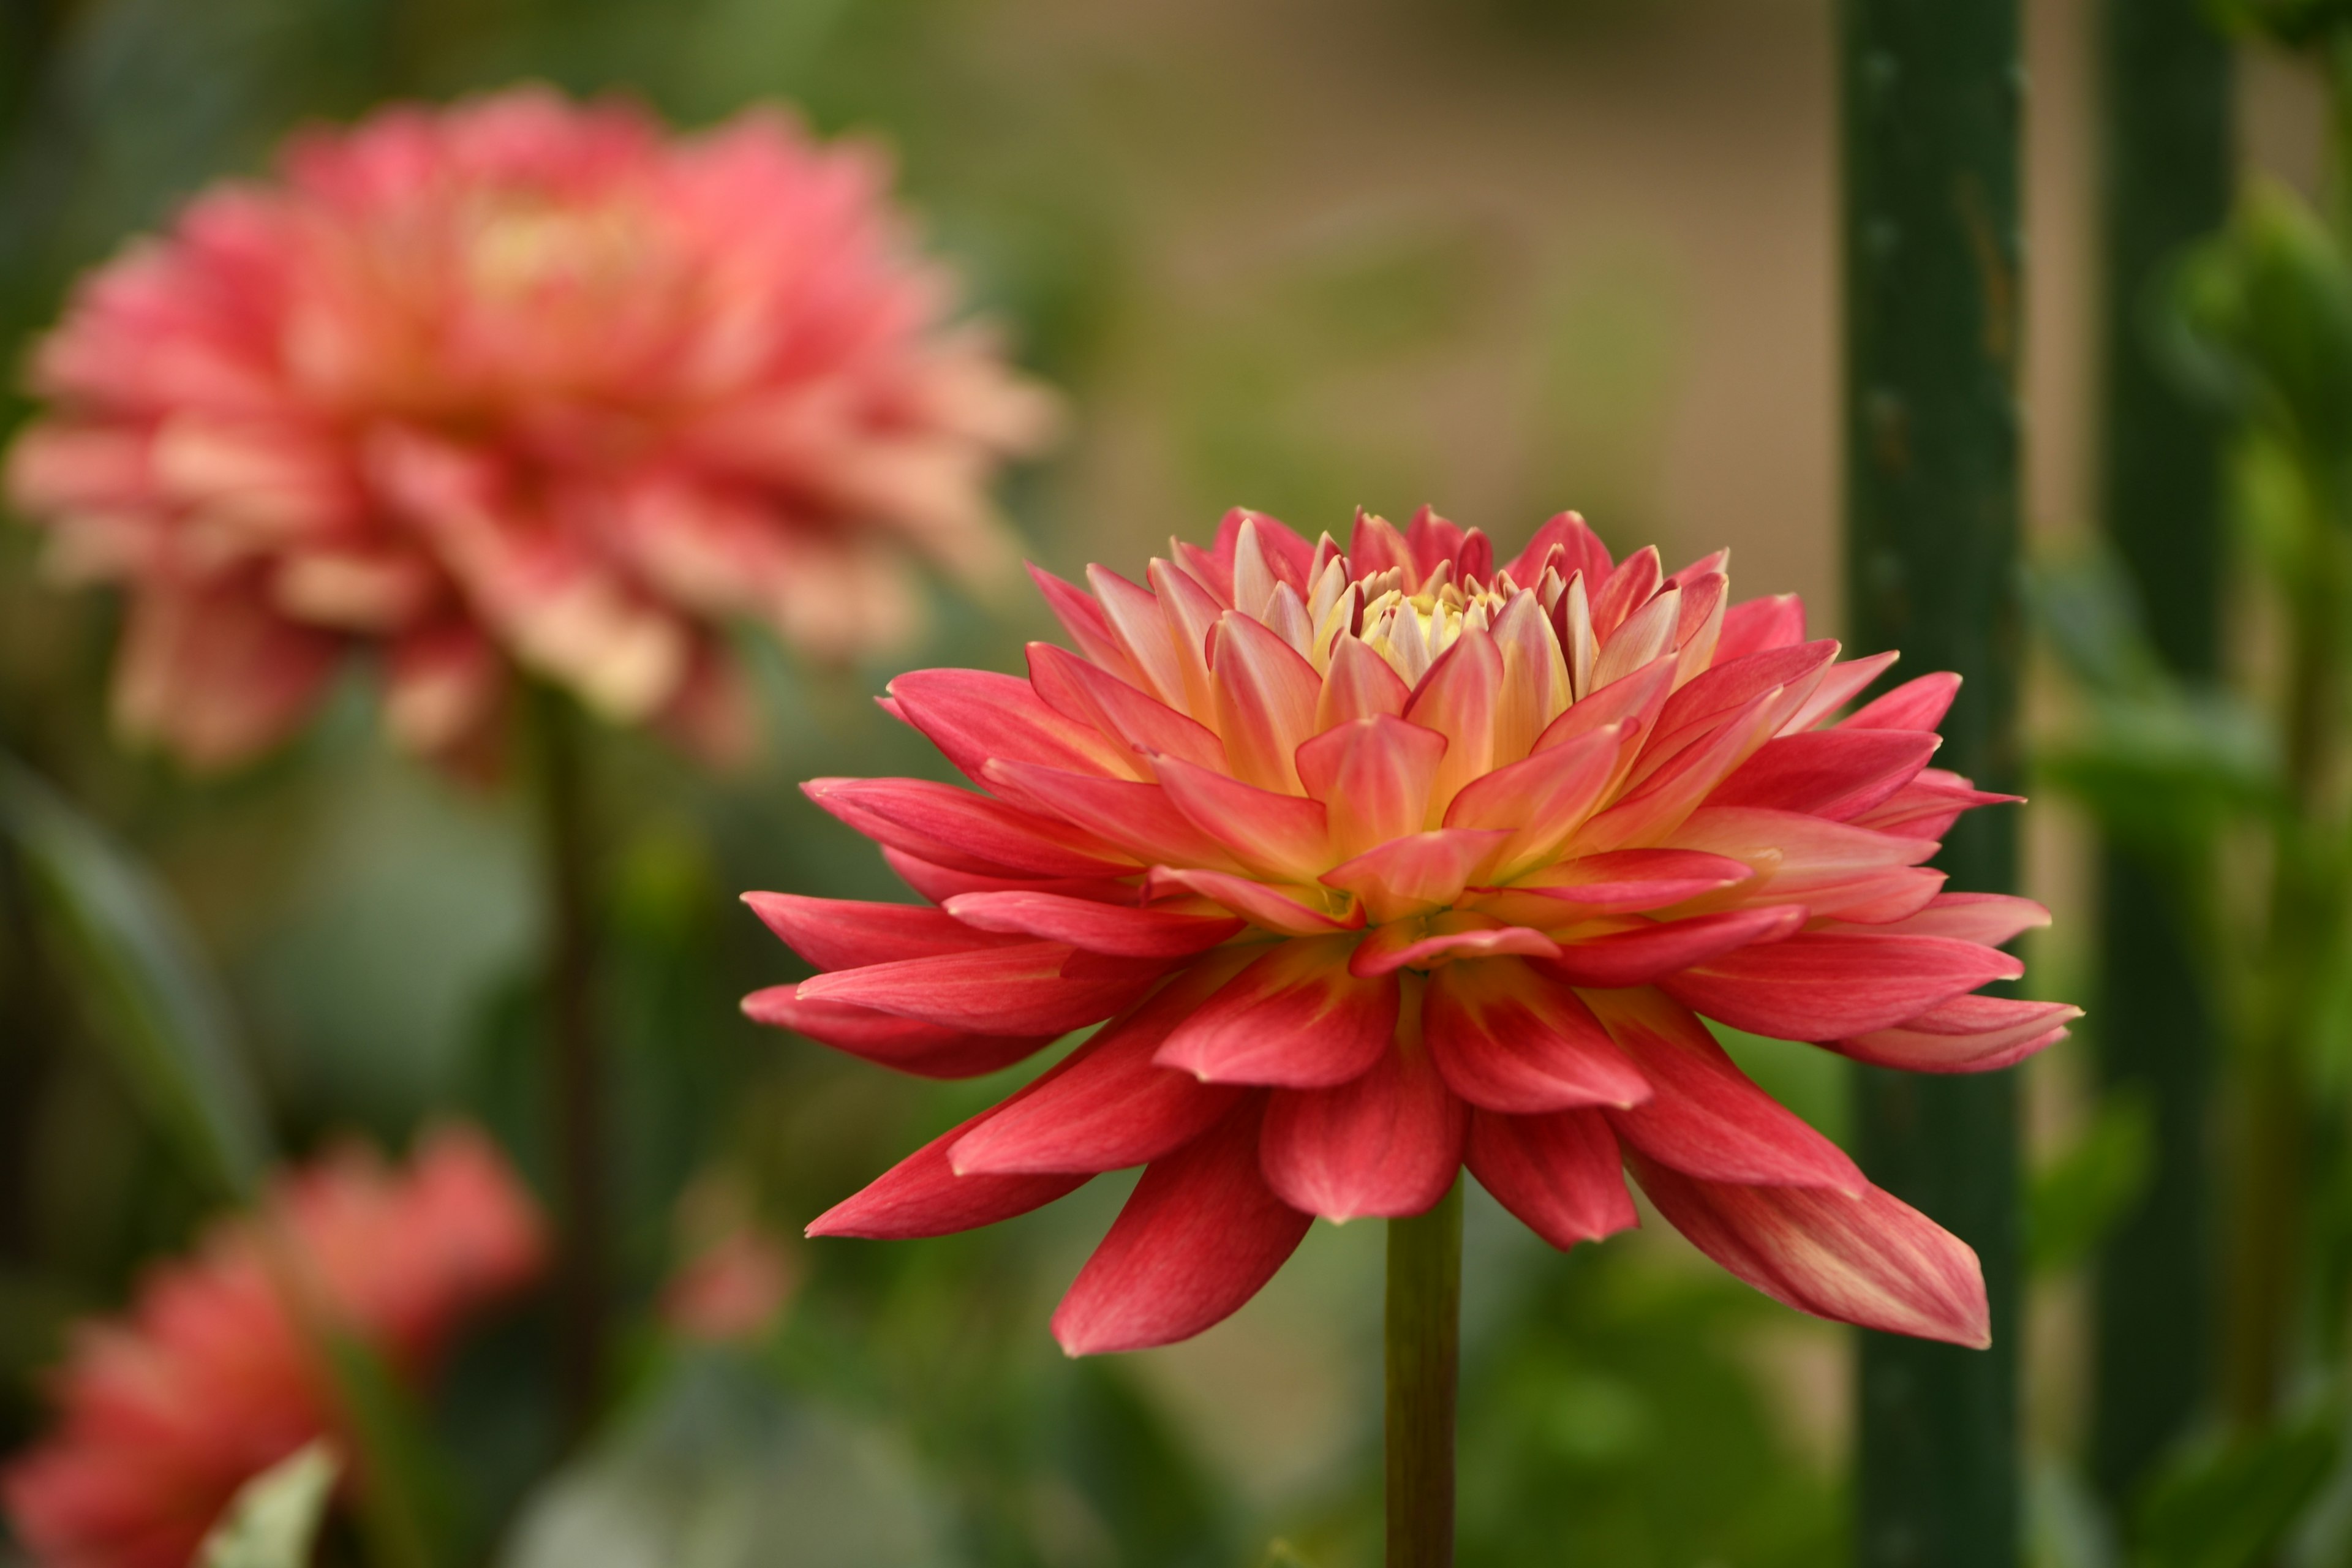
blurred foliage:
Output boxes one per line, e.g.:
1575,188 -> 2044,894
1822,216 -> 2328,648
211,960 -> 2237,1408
200,1443 -> 338,1568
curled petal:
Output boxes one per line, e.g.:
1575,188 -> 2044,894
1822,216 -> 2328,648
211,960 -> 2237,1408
1534,905 -> 1805,989
742,984 -> 1051,1078
1156,936 -> 1400,1087
1322,829 -> 1513,923
1852,767 -> 2023,839
1423,958 -> 1649,1111
1405,629 -> 1504,817
1831,995 -> 2079,1074
1145,867 -> 1360,936
1349,920 -> 1561,978
1588,988 -> 1864,1192
1845,671 -> 1962,732
1466,1109 -> 1638,1249
1211,611 -> 1323,794
1028,564 -> 1145,688
1261,997 -> 1466,1220
943,891 -> 1242,957
1659,932 -> 2023,1041
1654,639 -> 1838,754
1296,715 -> 1448,858
798,942 -> 1170,1035
741,892 -> 1025,971
1782,649 -> 1901,733
1444,725 -> 1624,874
1052,1099 -> 1313,1354
1317,633 -> 1412,728
1027,641 -> 1228,772
1087,563 -> 1188,706
1628,1155 -> 1990,1347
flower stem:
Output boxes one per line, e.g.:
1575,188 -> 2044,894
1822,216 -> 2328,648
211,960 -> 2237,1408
1385,1178 -> 1461,1568
523,683 -> 608,1439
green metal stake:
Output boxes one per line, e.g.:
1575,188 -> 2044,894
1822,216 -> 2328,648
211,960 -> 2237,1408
2087,0 -> 2230,1508
1840,1 -> 2022,1565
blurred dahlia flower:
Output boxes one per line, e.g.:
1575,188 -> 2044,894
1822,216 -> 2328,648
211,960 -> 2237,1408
745,509 -> 2074,1355
5,87 -> 1055,769
4,1126 -> 543,1568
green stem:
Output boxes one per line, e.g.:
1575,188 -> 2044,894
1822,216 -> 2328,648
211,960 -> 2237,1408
524,684 -> 608,1440
1385,1178 -> 1461,1568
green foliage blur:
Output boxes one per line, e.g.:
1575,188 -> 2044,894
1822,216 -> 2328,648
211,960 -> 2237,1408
0,1 -> 1849,1566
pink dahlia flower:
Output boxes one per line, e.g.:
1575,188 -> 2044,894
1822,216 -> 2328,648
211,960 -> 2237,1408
5,87 -> 1056,769
744,510 -> 2074,1355
4,1126 -> 543,1568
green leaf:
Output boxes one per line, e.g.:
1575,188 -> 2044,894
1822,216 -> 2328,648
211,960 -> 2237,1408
198,1441 -> 339,1568
0,754 -> 270,1198
2026,1087 -> 2155,1276
305,1319 -> 454,1568
2134,1411 -> 2340,1568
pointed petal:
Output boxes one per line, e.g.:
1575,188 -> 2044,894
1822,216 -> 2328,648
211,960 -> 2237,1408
1144,867 -> 1360,935
1831,892 -> 2051,946
1052,1099 -> 1312,1354
1587,546 -> 1662,639
1782,650 -> 1901,733
1831,994 -> 2079,1073
1659,932 -> 2023,1041
1628,1155 -> 1989,1346
1318,633 -> 1412,728
1532,653 -> 1676,757
1654,639 -> 1839,751
1852,767 -> 2021,838
1148,557 -> 1224,718
1490,590 -> 1573,762
1589,988 -> 1864,1191
1707,729 -> 1941,821
1404,628 -> 1503,818
1713,594 -> 1807,662
1667,807 -> 1940,919
1150,752 -> 1330,878
799,943 -> 1170,1035
889,668 -> 1135,783
1087,563 -> 1188,706
1592,585 -> 1681,692
742,893 -> 1027,971
1534,905 -> 1806,989
1425,958 -> 1651,1111
809,1103 -> 1088,1239
880,846 -> 1136,908
743,984 -> 1052,1078
1500,848 -> 1754,913
1845,671 -> 1962,732
943,891 -> 1243,957
1580,688 -> 1784,851
1321,829 -> 1511,923
982,758 -> 1246,872
949,962 -> 1252,1174
1444,724 -> 1623,873
1029,564 -> 1145,688
804,777 -> 1137,878
1349,920 -> 1562,977
1027,641 -> 1229,772
1505,511 -> 1613,586
1466,1109 -> 1638,1248
1261,1005 -> 1466,1220
1211,611 -> 1323,794
1296,714 -> 1449,858
1156,936 -> 1400,1087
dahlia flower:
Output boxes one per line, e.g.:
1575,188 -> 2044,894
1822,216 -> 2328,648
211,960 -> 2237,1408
744,509 -> 2072,1355
5,87 -> 1055,769
4,1126 -> 543,1568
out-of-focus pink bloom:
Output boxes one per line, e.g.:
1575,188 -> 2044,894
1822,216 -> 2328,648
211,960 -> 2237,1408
3,1126 -> 543,1568
6,87 -> 1056,769
744,510 -> 2075,1355
658,1178 -> 798,1344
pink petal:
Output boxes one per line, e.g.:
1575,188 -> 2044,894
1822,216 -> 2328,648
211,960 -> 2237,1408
888,667 -> 1135,783
1665,807 -> 1940,919
1087,562 -> 1189,706
1580,689 -> 1783,851
1654,639 -> 1838,752
1404,629 -> 1504,816
982,759 -> 1246,872
742,984 -> 1050,1078
1466,1109 -> 1638,1249
1490,590 -> 1573,762
1295,715 -> 1448,858
1444,725 -> 1624,872
948,962 -> 1251,1174
1535,905 -> 1806,989
1148,557 -> 1224,717
1781,650 -> 1902,733
1834,891 -> 2051,946
1261,1018 -> 1466,1220
809,1103 -> 1089,1240
1027,641 -> 1229,772
1028,564 -> 1146,690
1845,671 -> 1962,732
1852,767 -> 2021,839
1712,593 -> 1807,662
1317,633 -> 1412,727
1532,653 -> 1675,755
1322,829 -> 1513,922
1628,1155 -> 1989,1347
1156,936 -> 1400,1087
1501,848 -> 1754,913
1707,729 -> 1940,821
1832,994 -> 2080,1073
1424,958 -> 1651,1110
1349,921 -> 1562,978
1144,867 -> 1361,936
1588,988 -> 1864,1192
1505,511 -> 1615,586
1210,611 -> 1323,795
880,847 -> 1137,908
741,892 -> 1026,971
1051,1099 -> 1313,1354
798,943 -> 1170,1035
1587,545 -> 1662,639
1659,932 -> 2024,1040
804,777 -> 1136,879
1150,753 -> 1330,878
1350,510 -> 1417,581
943,891 -> 1242,957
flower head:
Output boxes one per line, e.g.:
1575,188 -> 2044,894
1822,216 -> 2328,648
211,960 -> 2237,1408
6,87 -> 1055,769
4,1126 -> 543,1568
744,509 -> 2073,1355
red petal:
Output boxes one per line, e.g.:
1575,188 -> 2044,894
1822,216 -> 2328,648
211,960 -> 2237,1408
1706,729 -> 1940,821
1844,671 -> 1961,731
1589,988 -> 1864,1192
1261,1014 -> 1466,1219
1028,564 -> 1145,690
1051,1099 -> 1313,1354
1405,628 -> 1504,816
1832,994 -> 2079,1073
1628,1155 -> 1989,1346
1443,725 -> 1623,873
1317,633 -> 1413,727
888,667 -> 1134,783
1088,562 -> 1189,706
943,891 -> 1242,957
948,962 -> 1251,1174
1712,593 -> 1807,663
1212,611 -> 1322,794
1156,936 -> 1400,1087
1027,641 -> 1229,772
1654,638 -> 1838,752
1466,1109 -> 1637,1248
742,984 -> 1052,1078
1587,546 -> 1662,640
1660,932 -> 2023,1040
798,943 -> 1170,1035
1851,767 -> 2019,839
1295,714 -> 1448,858
1504,511 -> 1614,586
982,758 -> 1245,872
804,777 -> 1136,878
1322,829 -> 1512,922
1581,688 -> 1784,851
1424,958 -> 1650,1110
1349,921 -> 1561,978
741,892 -> 1025,971
1150,752 -> 1329,878
1535,905 -> 1806,989
809,1097 -> 1089,1239
880,846 -> 1136,907
1781,650 -> 1901,733
1833,891 -> 2051,946
1499,848 -> 1753,913
1144,867 -> 1361,935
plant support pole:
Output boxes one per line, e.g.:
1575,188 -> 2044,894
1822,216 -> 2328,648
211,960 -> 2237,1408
1385,1177 -> 1461,1568
2089,0 -> 2230,1503
1841,1 -> 2023,1564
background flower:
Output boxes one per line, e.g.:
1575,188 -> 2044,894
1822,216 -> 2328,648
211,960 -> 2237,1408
747,510 -> 2073,1354
2,1125 -> 543,1568
4,86 -> 1057,770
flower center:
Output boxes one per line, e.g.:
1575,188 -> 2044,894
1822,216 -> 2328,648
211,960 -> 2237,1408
1354,567 -> 1512,685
